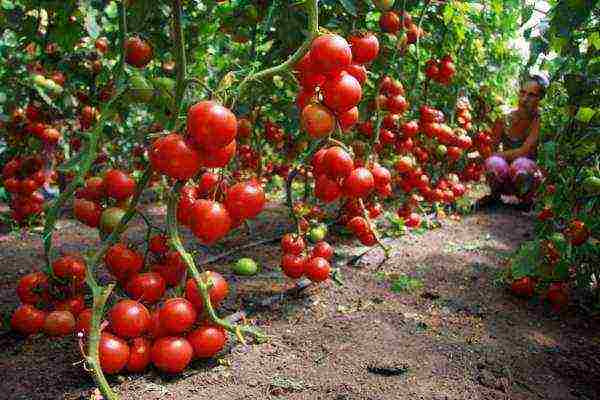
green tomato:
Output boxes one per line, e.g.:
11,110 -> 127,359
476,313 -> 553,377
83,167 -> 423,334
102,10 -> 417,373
233,258 -> 258,276
127,73 -> 154,103
550,232 -> 566,246
309,224 -> 327,243
436,144 -> 447,158
373,0 -> 395,11
99,207 -> 126,235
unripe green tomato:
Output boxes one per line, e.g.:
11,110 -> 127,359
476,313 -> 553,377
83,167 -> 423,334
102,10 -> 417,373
127,73 -> 154,103
99,207 -> 126,235
309,224 -> 328,243
233,258 -> 258,276
436,144 -> 448,158
373,0 -> 395,11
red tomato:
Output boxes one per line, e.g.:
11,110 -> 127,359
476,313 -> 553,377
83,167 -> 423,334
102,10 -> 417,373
43,310 -> 76,336
153,251 -> 188,286
187,325 -> 227,359
348,32 -> 379,64
148,234 -> 169,255
99,332 -> 130,374
150,133 -> 202,180
189,200 -> 232,245
224,181 -> 266,222
11,304 -> 46,335
187,100 -> 237,151
310,34 -> 352,75
185,271 -> 229,311
125,272 -> 167,304
311,241 -> 334,261
197,139 -> 237,168
281,254 -> 306,279
125,36 -> 153,68
127,337 -> 152,373
73,198 -> 103,228
321,72 -> 362,113
281,233 -> 306,255
510,277 -> 536,298
343,167 -> 375,198
151,337 -> 193,374
104,243 -> 144,282
54,295 -> 86,317
109,300 -> 151,339
323,146 -> 354,180
315,174 -> 342,203
52,254 -> 87,283
301,104 -> 335,139
159,298 -> 197,335
304,257 -> 331,282
104,169 -> 135,200
338,106 -> 359,132
379,11 -> 400,33
17,271 -> 49,305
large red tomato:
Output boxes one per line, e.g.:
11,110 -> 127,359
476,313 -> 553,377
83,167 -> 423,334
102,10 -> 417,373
43,310 -> 76,336
159,298 -> 197,335
304,257 -> 331,282
314,174 -> 342,203
198,139 -> 237,168
104,243 -> 144,282
323,146 -> 354,180
17,271 -> 48,305
310,34 -> 352,75
281,254 -> 306,279
301,104 -> 335,139
187,100 -> 237,150
149,133 -> 202,180
125,272 -> 166,304
52,254 -> 87,284
151,337 -> 193,374
348,32 -> 379,64
224,181 -> 266,222
321,72 -> 362,113
189,200 -> 232,244
104,169 -> 135,200
127,337 -> 152,373
73,198 -> 103,228
125,37 -> 153,68
109,300 -> 151,338
343,167 -> 375,198
99,332 -> 130,374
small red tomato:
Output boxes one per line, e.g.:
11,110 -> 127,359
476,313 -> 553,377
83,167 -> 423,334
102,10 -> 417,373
187,325 -> 227,359
151,336 -> 194,374
104,169 -> 135,201
17,271 -> 49,305
311,241 -> 334,261
281,233 -> 306,256
185,271 -> 229,311
11,304 -> 46,335
75,308 -> 93,336
125,272 -> 167,304
281,254 -> 306,279
304,257 -> 331,282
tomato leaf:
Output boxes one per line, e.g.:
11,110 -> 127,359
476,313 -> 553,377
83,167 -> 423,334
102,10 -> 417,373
337,0 -> 357,17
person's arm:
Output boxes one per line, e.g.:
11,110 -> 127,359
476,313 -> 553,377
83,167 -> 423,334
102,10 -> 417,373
490,116 -> 504,148
496,118 -> 540,162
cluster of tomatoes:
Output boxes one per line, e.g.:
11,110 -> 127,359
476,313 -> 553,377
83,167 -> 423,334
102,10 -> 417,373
11,254 -> 89,337
280,233 -> 334,281
2,155 -> 57,225
424,55 -> 456,86
378,9 -> 424,45
73,169 -> 136,234
296,31 -> 377,135
11,236 -> 231,375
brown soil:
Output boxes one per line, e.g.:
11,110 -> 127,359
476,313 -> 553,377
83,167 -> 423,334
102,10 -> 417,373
0,203 -> 599,400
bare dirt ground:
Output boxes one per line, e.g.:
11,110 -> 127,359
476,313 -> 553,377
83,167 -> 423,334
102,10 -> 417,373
0,203 -> 599,400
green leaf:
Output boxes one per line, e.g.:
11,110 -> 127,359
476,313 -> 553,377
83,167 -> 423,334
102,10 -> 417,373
1,0 -> 14,10
390,274 -> 423,293
338,0 -> 357,17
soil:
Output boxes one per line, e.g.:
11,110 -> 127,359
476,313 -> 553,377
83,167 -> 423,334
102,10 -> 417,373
0,202 -> 599,400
